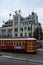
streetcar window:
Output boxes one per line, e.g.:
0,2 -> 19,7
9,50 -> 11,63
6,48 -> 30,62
9,41 -> 11,46
0,41 -> 1,45
8,41 -> 10,45
16,42 -> 18,46
2,40 -> 6,45
8,41 -> 10,46
1,41 -> 2,45
14,41 -> 17,46
4,41 -> 7,45
10,41 -> 13,46
6,41 -> 8,46
27,41 -> 31,46
21,41 -> 24,46
14,41 -> 25,46
1,41 -> 3,45
0,43 -> 1,45
7,41 -> 9,46
14,42 -> 15,46
19,43 -> 21,46
18,41 -> 21,46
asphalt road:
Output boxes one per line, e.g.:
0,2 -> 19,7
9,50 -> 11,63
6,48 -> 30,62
0,57 -> 42,65
0,50 -> 43,60
0,50 -> 43,65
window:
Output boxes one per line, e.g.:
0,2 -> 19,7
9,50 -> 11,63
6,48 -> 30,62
20,33 -> 23,37
8,40 -> 13,46
29,33 -> 32,37
6,41 -> 9,46
14,41 -> 21,46
14,28 -> 18,32
21,41 -> 24,46
19,43 -> 21,46
8,29 -> 12,33
27,41 -> 31,46
28,27 -> 31,31
14,41 -> 25,47
14,17 -> 18,22
25,21 -> 28,25
4,41 -> 6,45
20,28 -> 23,31
15,33 -> 18,37
32,41 -> 35,46
24,32 -> 27,37
18,41 -> 21,46
14,41 -> 17,46
0,41 -> 1,45
20,22 -> 24,25
24,27 -> 27,30
14,42 -> 15,46
14,22 -> 18,26
1,41 -> 3,45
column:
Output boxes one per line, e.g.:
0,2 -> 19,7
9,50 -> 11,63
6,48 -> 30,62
12,15 -> 14,37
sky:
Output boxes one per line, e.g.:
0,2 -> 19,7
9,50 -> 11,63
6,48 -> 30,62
0,0 -> 43,28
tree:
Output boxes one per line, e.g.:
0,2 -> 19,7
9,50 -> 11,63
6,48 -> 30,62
33,27 -> 42,40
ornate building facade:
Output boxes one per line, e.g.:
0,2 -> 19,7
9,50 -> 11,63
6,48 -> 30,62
0,12 -> 41,38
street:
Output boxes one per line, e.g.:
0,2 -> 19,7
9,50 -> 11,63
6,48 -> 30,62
0,50 -> 43,65
0,50 -> 43,60
0,57 -> 43,65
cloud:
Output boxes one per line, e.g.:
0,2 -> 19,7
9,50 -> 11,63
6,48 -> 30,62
32,8 -> 43,28
0,10 -> 9,17
33,8 -> 43,22
0,0 -> 43,28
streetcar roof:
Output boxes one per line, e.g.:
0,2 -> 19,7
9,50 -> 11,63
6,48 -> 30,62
0,38 -> 36,40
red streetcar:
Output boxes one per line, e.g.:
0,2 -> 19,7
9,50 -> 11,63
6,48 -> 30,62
0,38 -> 37,53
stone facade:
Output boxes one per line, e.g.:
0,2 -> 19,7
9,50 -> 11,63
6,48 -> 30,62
0,12 -> 41,38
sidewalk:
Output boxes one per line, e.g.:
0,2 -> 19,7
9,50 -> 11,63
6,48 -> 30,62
38,49 -> 43,51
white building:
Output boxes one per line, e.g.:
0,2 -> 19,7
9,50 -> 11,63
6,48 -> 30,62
0,12 -> 40,38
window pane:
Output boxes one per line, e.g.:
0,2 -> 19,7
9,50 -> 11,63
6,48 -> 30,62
20,28 -> 23,31
20,33 -> 23,37
14,28 -> 18,32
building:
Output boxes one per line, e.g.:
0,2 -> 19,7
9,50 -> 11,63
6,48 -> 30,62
0,11 -> 41,38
